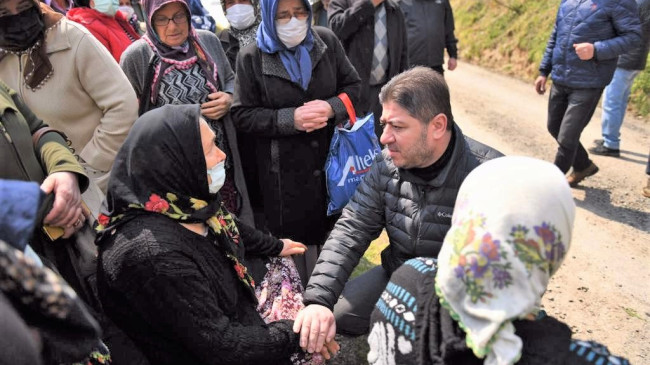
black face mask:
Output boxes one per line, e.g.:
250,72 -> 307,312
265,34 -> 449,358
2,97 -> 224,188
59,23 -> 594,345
0,7 -> 45,51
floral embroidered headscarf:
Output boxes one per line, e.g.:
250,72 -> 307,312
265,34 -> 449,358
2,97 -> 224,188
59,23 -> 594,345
435,156 -> 575,365
96,104 -> 255,292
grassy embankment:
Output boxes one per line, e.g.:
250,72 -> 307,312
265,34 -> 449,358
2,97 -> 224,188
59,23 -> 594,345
451,0 -> 650,117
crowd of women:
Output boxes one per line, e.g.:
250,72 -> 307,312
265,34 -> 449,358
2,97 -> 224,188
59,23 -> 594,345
0,0 -> 634,363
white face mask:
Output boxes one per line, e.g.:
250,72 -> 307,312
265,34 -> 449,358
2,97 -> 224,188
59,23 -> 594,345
94,0 -> 120,16
226,4 -> 256,30
275,17 -> 308,48
118,5 -> 134,19
207,161 -> 226,194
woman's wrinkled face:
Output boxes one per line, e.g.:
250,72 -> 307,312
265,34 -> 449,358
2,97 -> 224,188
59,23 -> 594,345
199,119 -> 225,170
152,2 -> 189,47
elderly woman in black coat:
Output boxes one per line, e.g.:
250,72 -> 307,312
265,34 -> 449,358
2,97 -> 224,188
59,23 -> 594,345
231,0 -> 360,286
96,105 -> 340,365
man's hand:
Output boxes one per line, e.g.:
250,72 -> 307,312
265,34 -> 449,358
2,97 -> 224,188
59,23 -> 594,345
279,239 -> 307,256
293,304 -> 336,353
573,42 -> 595,61
40,172 -> 82,230
294,100 -> 333,132
201,92 -> 233,120
534,75 -> 547,95
447,57 -> 457,71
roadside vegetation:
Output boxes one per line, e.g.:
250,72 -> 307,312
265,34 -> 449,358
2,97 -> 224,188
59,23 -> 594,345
451,0 -> 650,117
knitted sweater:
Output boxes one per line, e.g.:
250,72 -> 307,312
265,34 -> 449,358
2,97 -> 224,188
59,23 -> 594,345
369,258 -> 631,365
97,213 -> 300,365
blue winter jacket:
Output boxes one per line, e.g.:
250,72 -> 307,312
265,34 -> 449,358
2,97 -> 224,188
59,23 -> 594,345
539,0 -> 642,89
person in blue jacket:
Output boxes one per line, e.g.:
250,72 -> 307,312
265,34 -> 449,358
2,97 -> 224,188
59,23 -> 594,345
534,0 -> 642,187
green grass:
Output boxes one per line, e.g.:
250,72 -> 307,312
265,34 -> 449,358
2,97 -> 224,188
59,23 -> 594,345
451,0 -> 650,118
351,231 -> 389,279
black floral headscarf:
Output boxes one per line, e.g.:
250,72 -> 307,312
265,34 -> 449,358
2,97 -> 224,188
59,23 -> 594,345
96,104 -> 255,291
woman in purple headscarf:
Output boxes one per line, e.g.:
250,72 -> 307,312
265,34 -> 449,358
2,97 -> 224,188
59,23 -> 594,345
120,0 -> 253,225
230,0 -> 360,286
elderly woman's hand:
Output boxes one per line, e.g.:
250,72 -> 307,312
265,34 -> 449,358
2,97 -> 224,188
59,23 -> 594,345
201,92 -> 233,120
279,239 -> 307,256
319,339 -> 340,360
294,100 -> 334,132
40,172 -> 83,232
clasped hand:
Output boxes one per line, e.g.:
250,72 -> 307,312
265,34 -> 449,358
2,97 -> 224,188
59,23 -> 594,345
294,100 -> 334,133
293,304 -> 338,358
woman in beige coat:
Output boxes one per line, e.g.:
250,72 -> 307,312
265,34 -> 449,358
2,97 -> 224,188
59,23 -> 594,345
0,0 -> 138,192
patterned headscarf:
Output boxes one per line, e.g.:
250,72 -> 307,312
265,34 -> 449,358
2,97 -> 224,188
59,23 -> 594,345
96,104 -> 255,293
224,0 -> 261,49
257,0 -> 313,90
0,0 -> 63,90
435,156 -> 575,365
141,0 -> 219,105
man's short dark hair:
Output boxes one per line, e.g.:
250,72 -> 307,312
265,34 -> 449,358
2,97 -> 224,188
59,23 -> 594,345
379,66 -> 455,130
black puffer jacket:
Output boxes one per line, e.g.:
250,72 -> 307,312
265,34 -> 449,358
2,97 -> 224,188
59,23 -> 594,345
303,125 -> 502,309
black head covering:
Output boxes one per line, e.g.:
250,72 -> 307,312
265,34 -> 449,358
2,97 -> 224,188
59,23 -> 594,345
102,104 -> 218,222
97,104 -> 255,292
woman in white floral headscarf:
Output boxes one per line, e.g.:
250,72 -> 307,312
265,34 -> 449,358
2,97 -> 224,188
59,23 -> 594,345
368,156 -> 631,365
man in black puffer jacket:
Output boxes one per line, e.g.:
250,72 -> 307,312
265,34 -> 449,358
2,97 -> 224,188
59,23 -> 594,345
292,67 -> 502,353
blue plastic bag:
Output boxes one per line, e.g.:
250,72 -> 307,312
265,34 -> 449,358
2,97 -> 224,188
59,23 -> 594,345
325,95 -> 381,216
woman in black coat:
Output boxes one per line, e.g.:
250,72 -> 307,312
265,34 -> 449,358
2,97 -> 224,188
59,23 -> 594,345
95,105 -> 335,365
230,0 -> 361,285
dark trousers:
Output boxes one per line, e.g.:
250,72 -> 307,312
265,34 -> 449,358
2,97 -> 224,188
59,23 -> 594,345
547,83 -> 603,173
333,265 -> 390,335
429,65 -> 445,75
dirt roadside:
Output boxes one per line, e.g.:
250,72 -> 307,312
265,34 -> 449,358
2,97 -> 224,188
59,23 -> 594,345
446,61 -> 649,363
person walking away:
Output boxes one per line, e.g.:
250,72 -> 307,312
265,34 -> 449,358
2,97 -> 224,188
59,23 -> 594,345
589,0 -> 650,157
534,0 -> 642,187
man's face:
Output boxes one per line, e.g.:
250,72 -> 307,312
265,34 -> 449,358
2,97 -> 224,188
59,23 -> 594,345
379,101 -> 436,169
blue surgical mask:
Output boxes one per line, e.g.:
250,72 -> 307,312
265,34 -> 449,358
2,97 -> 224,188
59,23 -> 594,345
94,0 -> 119,16
207,161 -> 226,194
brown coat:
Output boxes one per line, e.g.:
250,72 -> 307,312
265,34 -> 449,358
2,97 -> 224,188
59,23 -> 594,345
0,17 -> 138,191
